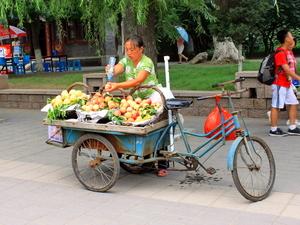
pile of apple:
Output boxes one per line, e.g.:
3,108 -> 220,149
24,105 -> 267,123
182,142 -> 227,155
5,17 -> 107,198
79,92 -> 162,123
50,89 -> 88,108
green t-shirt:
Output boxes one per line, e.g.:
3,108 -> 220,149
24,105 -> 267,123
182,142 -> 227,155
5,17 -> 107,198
119,54 -> 158,99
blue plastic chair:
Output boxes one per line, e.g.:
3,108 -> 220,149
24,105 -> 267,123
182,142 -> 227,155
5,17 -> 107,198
55,61 -> 67,72
15,55 -> 31,74
13,58 -> 25,74
72,60 -> 82,71
0,57 -> 8,74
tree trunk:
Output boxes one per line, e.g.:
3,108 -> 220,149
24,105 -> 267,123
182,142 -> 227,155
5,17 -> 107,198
211,37 -> 242,64
238,43 -> 243,72
30,19 -> 43,72
123,5 -> 157,73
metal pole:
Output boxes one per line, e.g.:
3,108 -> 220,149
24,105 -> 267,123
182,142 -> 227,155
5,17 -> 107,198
164,55 -> 174,152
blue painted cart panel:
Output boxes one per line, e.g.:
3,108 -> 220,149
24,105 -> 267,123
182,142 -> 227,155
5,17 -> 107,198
61,126 -> 170,157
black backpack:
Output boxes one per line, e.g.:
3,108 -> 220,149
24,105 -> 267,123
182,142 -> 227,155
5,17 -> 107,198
257,50 -> 283,85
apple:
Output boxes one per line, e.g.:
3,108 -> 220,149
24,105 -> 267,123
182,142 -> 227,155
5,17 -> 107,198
120,107 -> 127,114
69,89 -> 76,95
104,96 -> 112,102
93,104 -> 100,111
51,98 -> 56,105
97,97 -> 104,104
135,97 -> 142,104
70,94 -> 77,101
75,90 -> 83,97
94,92 -> 101,97
81,93 -> 88,99
126,107 -> 133,112
132,112 -> 140,120
124,112 -> 132,119
61,90 -> 68,96
126,95 -> 133,101
85,105 -> 92,112
126,99 -> 133,105
121,102 -> 129,108
135,116 -> 142,122
127,118 -> 135,122
143,98 -> 152,105
99,102 -> 107,109
130,101 -> 137,108
105,83 -> 112,90
63,99 -> 71,105
109,103 -> 116,109
121,99 -> 127,104
140,102 -> 150,108
133,104 -> 140,111
114,110 -> 121,117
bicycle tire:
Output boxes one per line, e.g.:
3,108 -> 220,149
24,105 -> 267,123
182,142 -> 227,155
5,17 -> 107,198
72,133 -> 120,192
231,135 -> 276,202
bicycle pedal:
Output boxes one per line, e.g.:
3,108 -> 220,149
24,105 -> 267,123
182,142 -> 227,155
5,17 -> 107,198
206,167 -> 216,175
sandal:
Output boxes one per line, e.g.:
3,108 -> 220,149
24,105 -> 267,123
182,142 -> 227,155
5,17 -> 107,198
157,169 -> 168,177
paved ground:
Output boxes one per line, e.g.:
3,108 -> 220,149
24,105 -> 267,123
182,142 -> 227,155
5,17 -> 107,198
0,108 -> 300,225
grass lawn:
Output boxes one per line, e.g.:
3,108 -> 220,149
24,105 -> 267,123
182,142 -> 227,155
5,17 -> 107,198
7,60 -> 262,91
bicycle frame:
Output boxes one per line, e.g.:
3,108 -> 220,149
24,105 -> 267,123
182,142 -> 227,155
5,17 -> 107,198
154,80 -> 255,171
155,102 -> 243,159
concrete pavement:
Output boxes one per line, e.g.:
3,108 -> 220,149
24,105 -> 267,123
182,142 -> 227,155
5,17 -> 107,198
0,108 -> 300,224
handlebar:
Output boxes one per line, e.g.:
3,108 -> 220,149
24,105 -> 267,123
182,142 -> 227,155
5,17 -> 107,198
211,78 -> 245,88
197,88 -> 249,101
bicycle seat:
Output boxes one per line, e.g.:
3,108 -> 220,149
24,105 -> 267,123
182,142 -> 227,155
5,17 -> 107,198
165,98 -> 193,110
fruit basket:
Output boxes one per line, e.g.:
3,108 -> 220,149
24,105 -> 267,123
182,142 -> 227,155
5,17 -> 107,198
75,84 -> 167,126
124,84 -> 168,126
43,82 -> 90,123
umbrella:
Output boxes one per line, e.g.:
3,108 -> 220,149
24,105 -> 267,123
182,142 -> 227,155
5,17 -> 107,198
175,26 -> 188,42
0,25 -> 27,40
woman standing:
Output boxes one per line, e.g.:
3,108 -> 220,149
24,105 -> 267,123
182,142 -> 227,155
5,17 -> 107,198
105,35 -> 158,99
105,35 -> 169,177
177,37 -> 188,64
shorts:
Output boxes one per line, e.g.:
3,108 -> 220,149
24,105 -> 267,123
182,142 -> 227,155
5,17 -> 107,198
178,46 -> 184,54
271,84 -> 299,109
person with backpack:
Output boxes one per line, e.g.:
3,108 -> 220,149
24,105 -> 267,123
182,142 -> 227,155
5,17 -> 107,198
285,37 -> 300,125
269,29 -> 300,136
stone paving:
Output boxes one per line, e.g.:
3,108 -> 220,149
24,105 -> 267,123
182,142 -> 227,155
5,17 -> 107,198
0,108 -> 300,224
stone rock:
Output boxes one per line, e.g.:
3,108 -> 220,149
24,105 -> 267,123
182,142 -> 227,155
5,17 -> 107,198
189,52 -> 208,64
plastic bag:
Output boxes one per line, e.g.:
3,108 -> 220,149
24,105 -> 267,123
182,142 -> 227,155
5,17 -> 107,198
204,106 -> 236,141
76,110 -> 108,123
149,84 -> 175,103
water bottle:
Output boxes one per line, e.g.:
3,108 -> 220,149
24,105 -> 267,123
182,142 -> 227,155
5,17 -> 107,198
292,78 -> 299,88
107,57 -> 116,81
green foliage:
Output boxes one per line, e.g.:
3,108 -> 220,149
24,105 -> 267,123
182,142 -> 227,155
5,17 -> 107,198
210,0 -> 273,43
8,61 -> 262,91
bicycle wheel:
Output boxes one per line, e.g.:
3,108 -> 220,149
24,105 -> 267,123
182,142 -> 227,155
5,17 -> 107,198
72,133 -> 120,192
119,154 -> 155,174
231,135 -> 276,202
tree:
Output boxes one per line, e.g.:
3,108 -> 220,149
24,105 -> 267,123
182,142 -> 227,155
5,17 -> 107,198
0,0 -> 83,71
0,0 -> 216,73
77,0 -> 216,68
209,0 -> 273,71
256,0 -> 300,55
